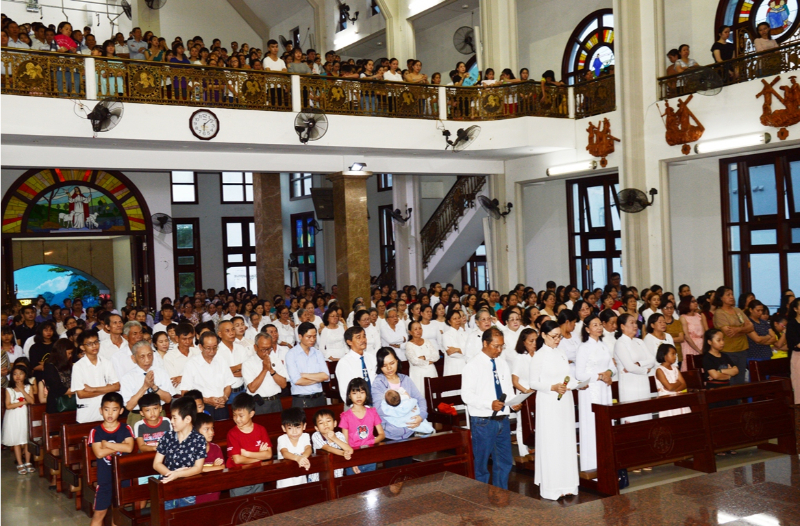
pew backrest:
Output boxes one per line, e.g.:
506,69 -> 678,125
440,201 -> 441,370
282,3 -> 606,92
748,357 -> 790,383
28,402 -> 46,444
44,410 -> 76,451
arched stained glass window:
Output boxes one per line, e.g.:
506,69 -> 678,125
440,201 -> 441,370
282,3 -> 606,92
716,0 -> 800,55
561,9 -> 615,86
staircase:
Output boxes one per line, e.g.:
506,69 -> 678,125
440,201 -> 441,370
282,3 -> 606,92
420,176 -> 487,283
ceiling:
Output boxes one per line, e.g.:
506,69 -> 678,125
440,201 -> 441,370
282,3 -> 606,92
241,0 -> 311,28
412,0 -> 480,32
339,29 -> 386,60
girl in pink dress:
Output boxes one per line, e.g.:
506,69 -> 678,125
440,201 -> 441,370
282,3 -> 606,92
678,296 -> 708,372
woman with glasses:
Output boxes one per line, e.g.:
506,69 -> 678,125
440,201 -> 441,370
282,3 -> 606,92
614,313 -> 655,424
528,320 -> 579,500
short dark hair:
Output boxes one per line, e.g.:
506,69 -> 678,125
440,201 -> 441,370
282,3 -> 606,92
313,408 -> 336,425
656,343 -> 676,364
170,396 -> 198,424
481,326 -> 503,344
344,325 -> 364,344
77,328 -> 100,346
183,389 -> 204,402
101,392 -> 124,408
199,332 -> 219,347
267,39 -> 278,46
281,407 -> 306,427
232,393 -> 256,413
138,392 -> 161,410
297,321 -> 316,337
175,323 -> 194,337
667,48 -> 679,58
346,377 -> 372,406
194,412 -> 213,429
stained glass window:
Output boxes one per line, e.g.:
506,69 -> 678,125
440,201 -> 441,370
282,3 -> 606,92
718,0 -> 800,54
562,9 -> 614,85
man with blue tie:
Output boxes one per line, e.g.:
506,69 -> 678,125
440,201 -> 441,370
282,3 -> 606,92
335,326 -> 377,403
461,327 -> 521,489
285,322 -> 329,408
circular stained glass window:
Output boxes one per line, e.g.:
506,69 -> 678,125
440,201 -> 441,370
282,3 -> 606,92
753,0 -> 798,38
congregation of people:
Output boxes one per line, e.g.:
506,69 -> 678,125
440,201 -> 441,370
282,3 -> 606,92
2,273 -> 799,508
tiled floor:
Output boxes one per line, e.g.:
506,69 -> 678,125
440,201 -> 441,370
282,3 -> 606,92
251,455 -> 800,526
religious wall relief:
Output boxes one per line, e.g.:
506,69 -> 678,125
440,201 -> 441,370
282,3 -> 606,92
660,95 -> 705,154
756,75 -> 800,140
586,118 -> 619,167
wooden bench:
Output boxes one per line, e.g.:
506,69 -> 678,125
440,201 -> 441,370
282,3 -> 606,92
149,455 -> 333,526
42,410 -> 76,492
112,451 -> 159,526
79,437 -> 99,517
592,391 -> 715,496
704,378 -> 797,455
748,358 -> 790,383
685,354 -> 702,371
27,403 -> 46,476
322,361 -> 341,403
683,369 -> 704,390
424,375 -> 465,429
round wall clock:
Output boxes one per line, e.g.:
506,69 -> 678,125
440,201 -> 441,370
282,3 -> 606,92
189,109 -> 219,140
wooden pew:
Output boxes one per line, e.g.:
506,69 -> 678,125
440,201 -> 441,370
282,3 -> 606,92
322,361 -> 341,403
434,358 -> 444,379
113,452 -> 158,526
79,438 -> 99,518
748,358 -> 790,383
329,429 -> 474,498
685,354 -> 702,371
704,379 -> 797,455
42,410 -> 76,492
149,455 -> 333,526
424,375 -> 465,429
592,391 -> 715,496
27,403 -> 47,477
683,369 -> 704,390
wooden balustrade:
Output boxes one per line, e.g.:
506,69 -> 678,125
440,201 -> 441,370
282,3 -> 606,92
299,75 -> 439,118
1,47 -> 84,97
446,81 -> 570,120
420,175 -> 487,267
574,74 -> 616,118
658,40 -> 800,100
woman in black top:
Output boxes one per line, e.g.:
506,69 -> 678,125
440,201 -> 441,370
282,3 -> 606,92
28,321 -> 56,384
42,339 -> 75,413
711,25 -> 735,81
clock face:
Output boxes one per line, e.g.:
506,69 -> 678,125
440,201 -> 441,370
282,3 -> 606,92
190,110 -> 219,140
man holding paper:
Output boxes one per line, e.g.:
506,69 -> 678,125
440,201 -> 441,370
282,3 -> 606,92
461,326 -> 521,490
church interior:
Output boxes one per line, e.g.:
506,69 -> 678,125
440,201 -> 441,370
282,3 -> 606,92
2,0 -> 800,524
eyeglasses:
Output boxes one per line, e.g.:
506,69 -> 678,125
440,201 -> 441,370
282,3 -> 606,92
83,340 -> 100,347
546,333 -> 562,340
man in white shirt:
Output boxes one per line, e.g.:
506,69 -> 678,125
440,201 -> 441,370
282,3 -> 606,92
162,323 -> 200,394
335,326 -> 377,401
71,330 -> 120,423
6,21 -> 30,48
461,327 -> 520,490
98,314 -> 126,360
80,34 -> 96,55
216,320 -> 253,406
110,321 -> 146,380
119,341 -> 172,426
307,49 -> 322,74
152,304 -> 176,334
114,32 -> 130,58
180,332 -> 235,420
31,24 -> 48,50
242,333 -> 288,415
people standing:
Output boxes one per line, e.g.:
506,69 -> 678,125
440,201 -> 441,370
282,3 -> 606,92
285,322 -> 329,408
712,286 -> 752,385
614,313 -> 655,424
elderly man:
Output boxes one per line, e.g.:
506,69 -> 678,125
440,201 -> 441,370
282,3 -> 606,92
216,320 -> 252,405
119,340 -> 172,427
98,313 -> 126,359
335,326 -> 377,400
242,333 -> 288,415
110,321 -> 148,380
180,332 -> 235,420
285,322 -> 328,408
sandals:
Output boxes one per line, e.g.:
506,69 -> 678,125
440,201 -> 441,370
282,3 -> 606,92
24,463 -> 35,474
16,465 -> 26,475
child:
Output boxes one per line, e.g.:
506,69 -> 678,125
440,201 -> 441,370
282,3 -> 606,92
133,393 -> 173,485
309,408 -> 352,481
226,393 -> 272,496
339,378 -> 384,475
654,344 -> 690,418
381,389 -> 435,435
3,364 -> 36,475
184,389 -> 210,416
276,407 -> 312,487
194,413 -> 224,504
152,396 -> 207,509
88,392 -> 135,526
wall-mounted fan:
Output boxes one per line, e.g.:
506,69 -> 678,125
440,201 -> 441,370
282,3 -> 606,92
617,188 -> 657,213
478,196 -> 512,220
151,213 -> 173,234
120,0 -> 132,20
453,26 -> 475,55
309,219 -> 323,234
294,109 -> 328,144
687,66 -> 724,96
390,208 -> 412,225
278,35 -> 291,50
443,125 -> 480,151
145,0 -> 166,10
86,100 -> 124,133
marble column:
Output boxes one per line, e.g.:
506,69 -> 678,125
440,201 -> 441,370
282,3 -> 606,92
328,170 -> 372,314
253,173 -> 284,303
479,0 -> 519,76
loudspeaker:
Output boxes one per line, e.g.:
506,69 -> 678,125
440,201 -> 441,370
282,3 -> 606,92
310,188 -> 334,220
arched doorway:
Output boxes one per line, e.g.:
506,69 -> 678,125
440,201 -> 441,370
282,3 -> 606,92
2,169 -> 155,307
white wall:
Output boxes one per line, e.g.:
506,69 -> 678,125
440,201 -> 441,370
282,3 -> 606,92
516,0 -> 611,78
521,179 -> 571,289
111,236 -> 133,308
279,174 -> 327,287
663,0 -> 718,71
414,10 -> 479,79
419,175 -> 458,225
1,0 -> 132,43
269,6 -> 316,51
329,0 -> 387,53
153,0 -> 261,47
668,157 -> 725,292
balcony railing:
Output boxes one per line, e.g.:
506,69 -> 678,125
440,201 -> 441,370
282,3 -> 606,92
574,74 -> 616,119
421,175 -> 487,268
1,47 -> 608,122
657,40 -> 800,100
445,82 -> 570,120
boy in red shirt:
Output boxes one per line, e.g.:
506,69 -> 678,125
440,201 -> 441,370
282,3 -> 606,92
226,393 -> 272,495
